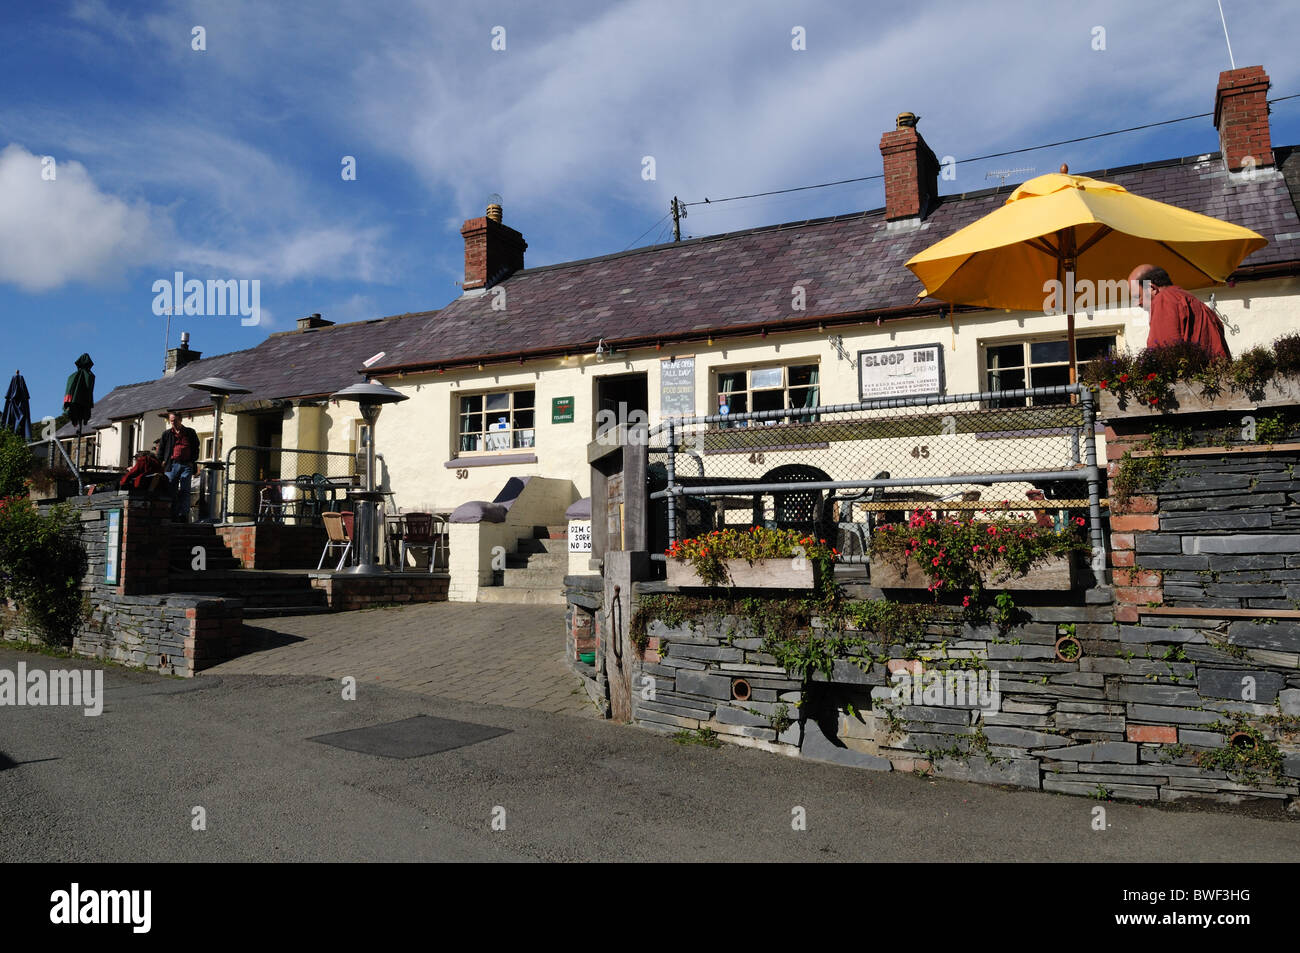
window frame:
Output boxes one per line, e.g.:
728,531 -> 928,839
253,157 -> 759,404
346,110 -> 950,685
981,330 -> 1121,407
454,387 -> 537,455
713,360 -> 821,427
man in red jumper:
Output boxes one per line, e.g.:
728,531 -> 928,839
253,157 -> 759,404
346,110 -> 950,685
1127,264 -> 1232,360
157,412 -> 200,521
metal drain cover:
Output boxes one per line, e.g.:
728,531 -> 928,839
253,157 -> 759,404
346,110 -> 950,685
309,715 -> 510,759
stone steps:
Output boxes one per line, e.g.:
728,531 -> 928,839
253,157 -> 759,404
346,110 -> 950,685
476,585 -> 565,606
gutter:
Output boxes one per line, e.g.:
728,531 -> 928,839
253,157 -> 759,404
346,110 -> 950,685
366,300 -> 980,377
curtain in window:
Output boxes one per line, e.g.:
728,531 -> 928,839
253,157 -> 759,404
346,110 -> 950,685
799,366 -> 819,423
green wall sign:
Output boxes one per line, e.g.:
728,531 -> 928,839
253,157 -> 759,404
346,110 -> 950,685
552,396 -> 575,424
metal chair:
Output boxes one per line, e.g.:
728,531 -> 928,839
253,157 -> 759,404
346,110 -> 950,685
400,512 -> 438,573
821,470 -> 891,559
758,464 -> 833,539
294,474 -> 319,523
258,482 -> 286,524
317,512 -> 352,570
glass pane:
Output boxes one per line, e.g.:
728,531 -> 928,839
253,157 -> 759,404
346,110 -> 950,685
458,414 -> 479,436
719,372 -> 746,392
986,344 -> 1024,369
1030,339 -> 1069,364
460,394 -> 482,414
514,409 -> 534,430
513,429 -> 535,449
1031,364 -> 1071,403
753,390 -> 784,421
485,392 -> 509,412
1076,336 -> 1117,362
513,390 -> 534,408
987,366 -> 1026,392
788,365 -> 816,387
751,366 -> 783,389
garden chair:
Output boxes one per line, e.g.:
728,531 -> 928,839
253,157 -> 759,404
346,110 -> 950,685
317,512 -> 352,571
400,512 -> 445,573
258,482 -> 286,523
758,463 -> 833,539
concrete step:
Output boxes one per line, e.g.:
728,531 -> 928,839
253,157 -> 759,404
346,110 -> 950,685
516,537 -> 566,555
169,556 -> 243,572
476,585 -> 565,606
505,551 -> 566,570
502,567 -> 567,588
243,605 -> 333,618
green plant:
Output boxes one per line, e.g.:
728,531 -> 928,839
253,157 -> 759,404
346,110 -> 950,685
0,428 -> 33,500
770,703 -> 793,734
670,727 -> 723,748
1089,784 -> 1111,801
1254,414 -> 1289,444
1194,720 -> 1285,786
0,496 -> 88,646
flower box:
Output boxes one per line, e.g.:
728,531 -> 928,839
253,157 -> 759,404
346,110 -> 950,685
868,552 -> 1080,591
666,557 -> 821,589
1098,377 -> 1300,419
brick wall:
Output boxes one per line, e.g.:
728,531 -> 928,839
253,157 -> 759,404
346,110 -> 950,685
217,522 -> 327,569
1214,65 -> 1273,172
308,571 -> 448,611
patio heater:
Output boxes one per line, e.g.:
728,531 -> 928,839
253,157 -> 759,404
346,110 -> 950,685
330,380 -> 408,574
187,376 -> 251,524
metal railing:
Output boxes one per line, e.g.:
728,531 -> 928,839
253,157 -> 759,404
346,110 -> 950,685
648,383 -> 1106,586
223,444 -> 359,524
26,437 -> 85,494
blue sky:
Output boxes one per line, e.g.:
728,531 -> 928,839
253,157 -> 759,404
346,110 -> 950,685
2,0 -> 1299,422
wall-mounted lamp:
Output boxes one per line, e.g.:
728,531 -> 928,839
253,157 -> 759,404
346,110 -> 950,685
595,338 -> 609,362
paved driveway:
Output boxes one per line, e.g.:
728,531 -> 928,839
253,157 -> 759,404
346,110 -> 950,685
210,602 -> 597,718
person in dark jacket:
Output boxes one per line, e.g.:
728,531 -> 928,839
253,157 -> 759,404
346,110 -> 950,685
158,413 -> 200,520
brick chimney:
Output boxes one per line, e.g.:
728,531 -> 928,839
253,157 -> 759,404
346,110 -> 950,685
297,312 -> 335,331
460,199 -> 527,291
879,112 -> 940,221
1214,65 -> 1273,172
164,332 -> 202,376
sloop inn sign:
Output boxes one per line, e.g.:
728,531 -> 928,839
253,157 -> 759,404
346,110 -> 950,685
857,343 -> 944,400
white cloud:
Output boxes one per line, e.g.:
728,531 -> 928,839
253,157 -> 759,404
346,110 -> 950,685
0,144 -> 156,292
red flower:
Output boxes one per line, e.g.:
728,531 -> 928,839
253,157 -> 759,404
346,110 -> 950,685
1099,380 -> 1108,389
1074,517 -> 1086,526
987,525 -> 998,535
962,596 -> 971,608
1150,397 -> 1159,405
1146,372 -> 1157,381
931,556 -> 942,566
997,545 -> 1006,553
1118,373 -> 1129,383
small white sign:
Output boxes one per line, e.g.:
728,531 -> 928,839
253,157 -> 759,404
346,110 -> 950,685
568,520 -> 592,553
858,343 -> 944,400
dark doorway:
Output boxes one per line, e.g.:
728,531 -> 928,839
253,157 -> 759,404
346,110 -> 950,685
594,372 -> 648,441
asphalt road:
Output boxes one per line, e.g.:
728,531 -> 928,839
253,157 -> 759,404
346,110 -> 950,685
1,645 -> 1297,862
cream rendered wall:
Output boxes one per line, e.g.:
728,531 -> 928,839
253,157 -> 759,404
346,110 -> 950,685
372,277 -> 1300,520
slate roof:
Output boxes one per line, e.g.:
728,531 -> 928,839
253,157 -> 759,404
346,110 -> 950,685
68,146 -> 1300,438
60,313 -> 425,436
371,146 -> 1300,374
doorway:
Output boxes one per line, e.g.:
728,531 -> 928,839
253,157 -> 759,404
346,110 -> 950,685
594,372 -> 648,441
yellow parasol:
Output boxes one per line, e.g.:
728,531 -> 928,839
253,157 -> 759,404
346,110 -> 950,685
905,165 -> 1267,380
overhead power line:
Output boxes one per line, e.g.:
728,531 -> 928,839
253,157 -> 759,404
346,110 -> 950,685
680,93 -> 1300,210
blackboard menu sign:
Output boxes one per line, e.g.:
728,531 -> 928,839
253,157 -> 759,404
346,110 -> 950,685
660,356 -> 695,419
